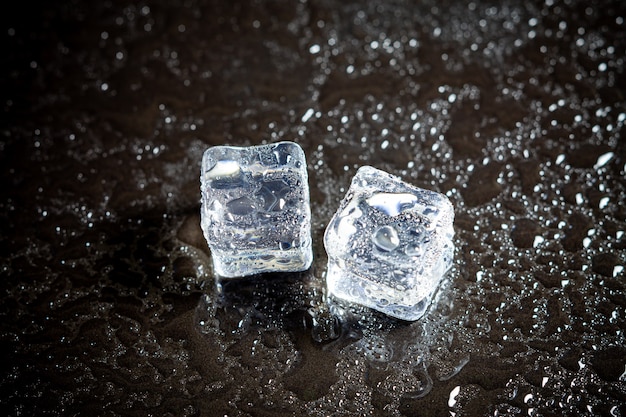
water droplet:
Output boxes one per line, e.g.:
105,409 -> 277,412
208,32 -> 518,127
593,152 -> 613,169
301,108 -> 314,123
575,193 -> 584,205
599,197 -> 610,209
448,385 -> 460,407
372,225 -> 400,252
556,154 -> 565,165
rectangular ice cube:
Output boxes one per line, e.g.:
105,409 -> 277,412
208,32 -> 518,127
200,141 -> 313,278
324,166 -> 454,321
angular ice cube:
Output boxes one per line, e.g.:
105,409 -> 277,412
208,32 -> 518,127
324,166 -> 454,321
200,141 -> 312,278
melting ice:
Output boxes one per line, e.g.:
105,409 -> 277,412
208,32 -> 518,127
324,166 -> 455,321
200,142 -> 313,278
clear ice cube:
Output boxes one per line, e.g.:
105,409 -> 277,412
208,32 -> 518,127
324,166 -> 454,321
200,141 -> 313,278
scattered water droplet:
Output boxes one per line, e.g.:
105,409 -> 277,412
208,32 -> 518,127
448,385 -> 461,407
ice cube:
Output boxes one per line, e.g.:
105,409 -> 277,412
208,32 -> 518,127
324,166 -> 454,321
200,141 -> 313,278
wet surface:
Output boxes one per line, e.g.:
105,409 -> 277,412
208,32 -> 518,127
1,0 -> 625,415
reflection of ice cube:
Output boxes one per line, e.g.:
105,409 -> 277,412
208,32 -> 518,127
200,141 -> 312,278
324,166 -> 455,321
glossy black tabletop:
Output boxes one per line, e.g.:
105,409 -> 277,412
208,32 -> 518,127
1,1 -> 625,415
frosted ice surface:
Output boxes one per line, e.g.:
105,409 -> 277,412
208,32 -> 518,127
200,141 -> 313,278
324,166 -> 454,321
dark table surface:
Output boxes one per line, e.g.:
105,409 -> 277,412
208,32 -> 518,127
2,0 -> 625,415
